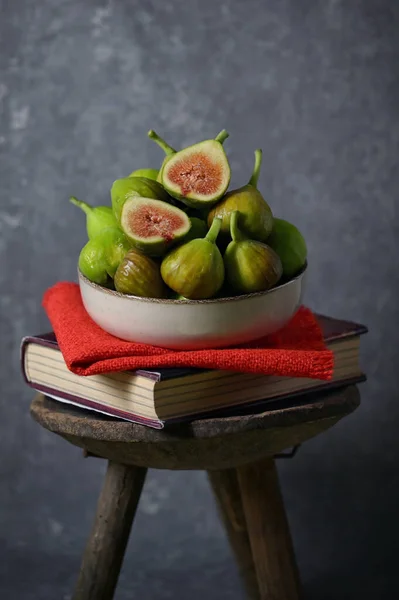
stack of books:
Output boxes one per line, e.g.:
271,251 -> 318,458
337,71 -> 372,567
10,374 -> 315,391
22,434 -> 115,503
21,314 -> 367,429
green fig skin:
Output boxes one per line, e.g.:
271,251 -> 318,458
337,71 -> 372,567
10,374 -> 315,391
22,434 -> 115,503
103,276 -> 116,291
114,248 -> 167,298
161,217 -> 225,300
209,186 -> 273,242
78,227 -> 132,285
157,154 -> 174,184
128,168 -> 159,181
179,217 -> 208,244
267,218 -> 307,278
208,149 -> 273,243
224,211 -> 282,294
161,130 -> 231,208
147,130 -> 176,184
70,197 -> 118,240
185,206 -> 211,221
111,176 -> 172,223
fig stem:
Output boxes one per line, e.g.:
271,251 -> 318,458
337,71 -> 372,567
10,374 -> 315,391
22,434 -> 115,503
205,217 -> 222,244
230,211 -> 246,243
147,130 -> 175,156
215,129 -> 229,145
248,148 -> 263,188
70,196 -> 92,216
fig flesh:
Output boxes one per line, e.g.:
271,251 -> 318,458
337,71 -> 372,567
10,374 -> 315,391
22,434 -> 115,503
120,197 -> 191,256
111,176 -> 172,223
78,227 -> 132,285
161,130 -> 231,208
70,197 -> 118,240
128,168 -> 159,181
208,149 -> 273,243
114,248 -> 167,298
161,217 -> 225,299
267,218 -> 307,278
224,211 -> 282,294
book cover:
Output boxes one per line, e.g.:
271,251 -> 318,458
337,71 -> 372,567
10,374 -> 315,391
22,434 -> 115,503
21,313 -> 367,428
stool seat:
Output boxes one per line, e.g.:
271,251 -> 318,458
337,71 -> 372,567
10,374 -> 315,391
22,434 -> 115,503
30,385 -> 361,600
30,386 -> 359,470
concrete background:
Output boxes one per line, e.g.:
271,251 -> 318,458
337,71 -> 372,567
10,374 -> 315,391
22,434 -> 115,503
1,0 -> 398,598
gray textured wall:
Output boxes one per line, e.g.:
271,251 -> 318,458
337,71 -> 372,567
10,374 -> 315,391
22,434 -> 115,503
1,1 -> 398,598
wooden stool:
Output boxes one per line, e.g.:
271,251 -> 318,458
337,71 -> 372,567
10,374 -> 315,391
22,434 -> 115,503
30,385 -> 360,600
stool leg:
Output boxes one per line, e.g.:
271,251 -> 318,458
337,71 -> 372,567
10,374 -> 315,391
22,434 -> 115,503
237,458 -> 302,600
72,461 -> 147,600
208,469 -> 260,600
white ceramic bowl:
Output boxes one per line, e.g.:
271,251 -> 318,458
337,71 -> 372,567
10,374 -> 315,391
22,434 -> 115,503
78,264 -> 307,350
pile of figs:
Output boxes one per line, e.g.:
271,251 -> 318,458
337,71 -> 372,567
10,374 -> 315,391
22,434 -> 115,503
72,130 -> 307,300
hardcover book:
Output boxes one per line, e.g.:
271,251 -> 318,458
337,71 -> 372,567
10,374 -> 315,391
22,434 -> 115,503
21,314 -> 367,429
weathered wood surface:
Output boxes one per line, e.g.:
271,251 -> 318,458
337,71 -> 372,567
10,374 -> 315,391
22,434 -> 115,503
237,458 -> 302,600
72,461 -> 147,600
208,468 -> 260,599
30,386 -> 360,470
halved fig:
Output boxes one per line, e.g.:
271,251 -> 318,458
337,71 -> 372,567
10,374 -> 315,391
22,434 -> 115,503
111,176 -> 173,223
161,130 -> 231,208
120,197 -> 191,256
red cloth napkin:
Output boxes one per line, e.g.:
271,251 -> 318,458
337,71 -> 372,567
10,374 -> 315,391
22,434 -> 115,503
42,282 -> 334,380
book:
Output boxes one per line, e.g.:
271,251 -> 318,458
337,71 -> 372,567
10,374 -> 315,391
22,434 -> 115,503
21,314 -> 367,429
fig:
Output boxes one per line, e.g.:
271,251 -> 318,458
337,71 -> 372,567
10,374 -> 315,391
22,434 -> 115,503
147,129 -> 176,184
185,206 -> 210,220
224,211 -> 282,294
207,149 -> 273,243
267,218 -> 307,278
128,168 -> 159,181
161,217 -> 225,300
180,217 -> 208,243
120,196 -> 191,256
70,197 -> 118,240
111,176 -> 172,223
114,248 -> 167,298
78,227 -> 132,285
159,130 -> 231,208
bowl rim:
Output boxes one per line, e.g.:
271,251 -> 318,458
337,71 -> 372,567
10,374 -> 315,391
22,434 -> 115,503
78,261 -> 307,305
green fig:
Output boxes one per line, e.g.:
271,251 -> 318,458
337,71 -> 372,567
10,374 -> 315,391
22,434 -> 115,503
159,130 -> 231,208
70,197 -> 118,240
267,218 -> 307,278
114,248 -> 167,298
224,211 -> 282,294
128,168 -> 159,181
111,176 -> 172,223
78,227 -> 132,285
180,217 -> 208,244
161,217 -> 225,299
208,149 -> 273,243
174,294 -> 189,300
102,277 -> 116,290
147,129 -> 176,184
185,206 -> 211,220
120,197 -> 191,257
